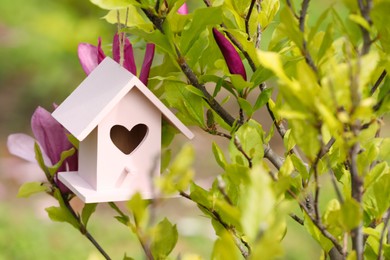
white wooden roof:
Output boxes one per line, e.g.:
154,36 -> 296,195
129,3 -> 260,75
52,57 -> 194,141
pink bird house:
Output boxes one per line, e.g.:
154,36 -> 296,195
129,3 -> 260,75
52,57 -> 194,203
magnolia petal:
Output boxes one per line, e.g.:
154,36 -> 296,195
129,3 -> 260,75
78,43 -> 100,75
113,33 -> 137,75
139,43 -> 155,85
177,3 -> 188,14
212,28 -> 247,80
31,107 -> 73,167
7,133 -> 50,165
97,37 -> 106,63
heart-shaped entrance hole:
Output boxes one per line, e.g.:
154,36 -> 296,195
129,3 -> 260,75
110,124 -> 148,155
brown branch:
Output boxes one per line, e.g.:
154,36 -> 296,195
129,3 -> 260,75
349,141 -> 364,260
203,0 -> 212,7
255,1 -> 262,48
59,193 -> 111,260
287,189 -> 345,256
357,0 -> 373,55
264,144 -> 284,170
290,213 -> 304,225
378,208 -> 390,260
299,0 -> 318,73
371,70 -> 387,95
286,0 -> 299,19
245,0 -> 257,40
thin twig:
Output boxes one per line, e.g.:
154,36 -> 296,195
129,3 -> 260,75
287,189 -> 345,255
378,208 -> 390,260
299,0 -> 318,73
357,0 -> 373,55
371,70 -> 387,95
179,191 -> 251,258
245,0 -> 257,40
255,1 -> 262,48
203,0 -> 212,7
286,0 -> 299,19
234,136 -> 253,168
59,192 -> 111,259
289,213 -> 304,225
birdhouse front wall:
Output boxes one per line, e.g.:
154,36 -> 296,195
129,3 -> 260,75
80,87 -> 162,196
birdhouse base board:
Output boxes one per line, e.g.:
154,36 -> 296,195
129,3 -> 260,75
58,171 -> 151,203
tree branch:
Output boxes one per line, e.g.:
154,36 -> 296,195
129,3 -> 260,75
357,0 -> 373,55
299,0 -> 318,73
264,144 -> 284,170
371,70 -> 387,95
378,208 -> 390,260
59,193 -> 111,260
349,141 -> 364,260
245,0 -> 257,41
286,0 -> 299,19
287,189 -> 345,256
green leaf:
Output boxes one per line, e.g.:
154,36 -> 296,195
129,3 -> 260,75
240,165 -> 275,243
45,206 -> 80,230
34,142 -> 51,180
291,154 -> 309,181
17,182 -> 47,198
104,6 -> 154,31
253,88 -> 273,111
211,231 -> 241,260
190,182 -> 212,209
180,7 -> 223,54
164,81 -> 205,127
237,97 -> 253,117
81,203 -> 97,227
229,120 -> 264,166
348,14 -> 371,31
127,193 -> 149,229
90,0 -> 138,9
212,142 -> 227,169
150,218 -> 178,259
157,144 -> 194,194
278,7 -> 303,48
48,148 -> 76,177
289,119 -> 320,161
371,1 -> 390,51
258,0 -> 280,29
304,211 -> 334,252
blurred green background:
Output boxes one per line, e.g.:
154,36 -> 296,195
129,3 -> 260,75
0,0 -> 355,259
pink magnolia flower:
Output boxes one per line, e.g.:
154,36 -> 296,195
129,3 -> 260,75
177,3 -> 188,14
78,33 -> 155,85
212,28 -> 247,80
7,106 -> 78,193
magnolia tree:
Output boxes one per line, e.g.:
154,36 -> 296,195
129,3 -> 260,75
7,0 -> 390,259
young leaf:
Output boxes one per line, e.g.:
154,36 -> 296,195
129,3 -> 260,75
211,231 -> 241,260
127,193 -> 149,230
150,218 -> 178,259
253,87 -> 273,111
45,206 -> 80,230
212,142 -> 227,169
17,182 -> 47,198
81,203 -> 98,227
